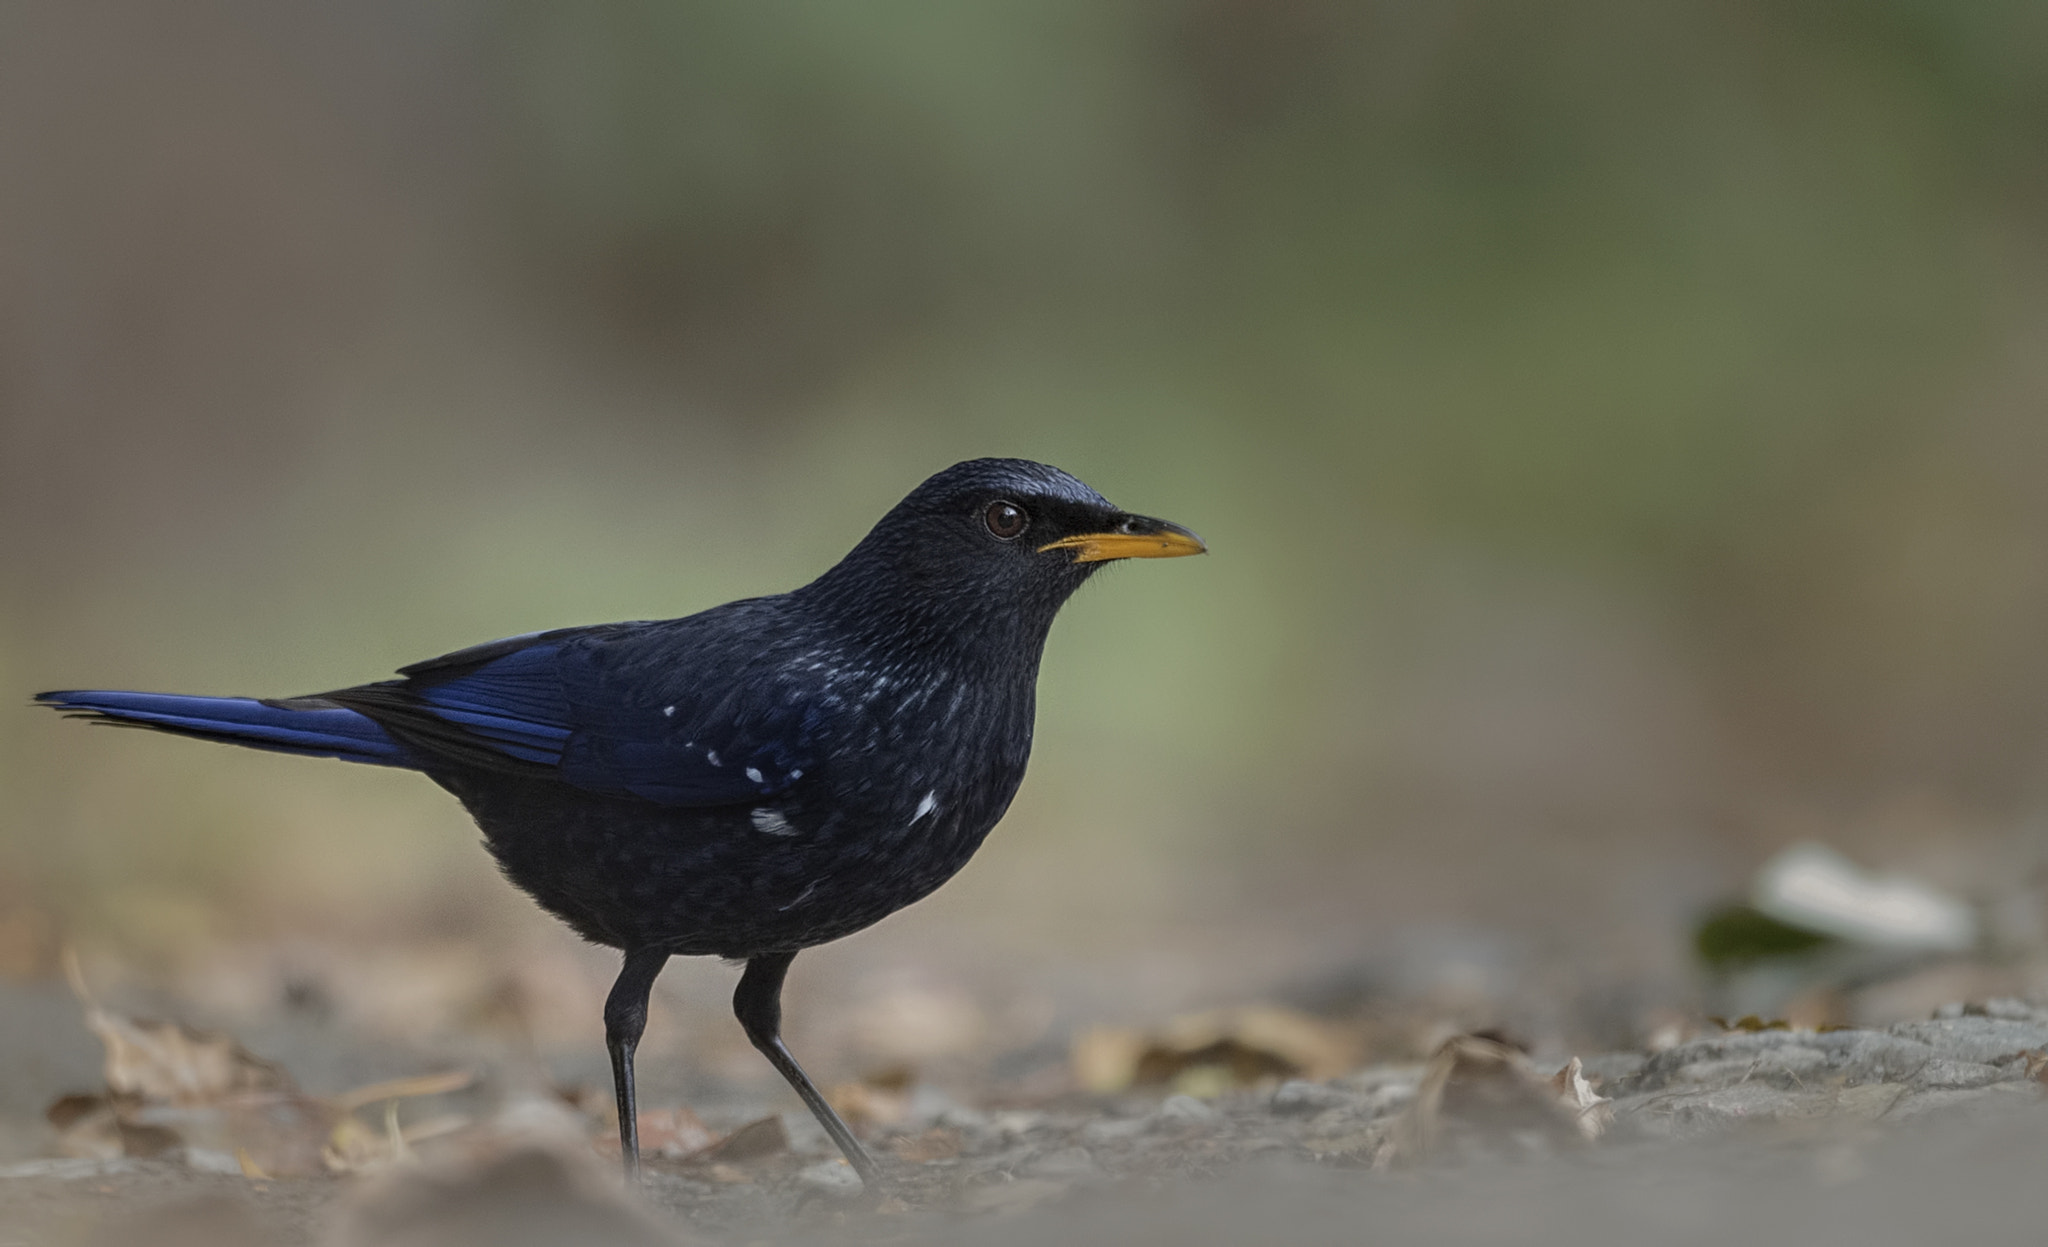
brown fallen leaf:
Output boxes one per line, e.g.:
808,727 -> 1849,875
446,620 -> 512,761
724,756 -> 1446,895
1548,1056 -> 1614,1142
323,1094 -> 486,1175
1073,1006 -> 1359,1095
1710,1015 -> 1793,1033
45,1093 -> 106,1133
1374,1035 -> 1608,1167
686,1114 -> 789,1165
46,1093 -> 179,1161
50,1079 -> 344,1176
66,953 -> 291,1105
57,952 -> 474,1177
828,1068 -> 918,1132
1070,1028 -> 1147,1095
333,1069 -> 475,1114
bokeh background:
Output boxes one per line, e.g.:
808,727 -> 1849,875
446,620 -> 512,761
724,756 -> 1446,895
7,0 -> 2048,1108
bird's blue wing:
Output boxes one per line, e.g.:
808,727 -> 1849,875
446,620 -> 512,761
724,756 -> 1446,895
345,624 -> 823,807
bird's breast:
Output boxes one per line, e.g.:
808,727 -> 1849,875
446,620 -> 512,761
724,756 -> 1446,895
777,662 -> 1034,845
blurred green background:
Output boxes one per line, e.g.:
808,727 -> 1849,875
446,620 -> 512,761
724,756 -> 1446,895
6,1 -> 2048,1044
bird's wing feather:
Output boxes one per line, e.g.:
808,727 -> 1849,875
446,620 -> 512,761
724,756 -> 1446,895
329,619 -> 824,807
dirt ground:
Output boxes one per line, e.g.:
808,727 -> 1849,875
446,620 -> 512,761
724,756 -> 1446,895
8,942 -> 2048,1247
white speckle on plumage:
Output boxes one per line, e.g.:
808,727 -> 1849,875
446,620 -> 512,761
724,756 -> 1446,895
911,790 -> 938,824
751,808 -> 795,836
745,767 -> 764,785
707,750 -> 721,766
788,768 -> 803,781
779,880 -> 819,911
662,705 -> 676,717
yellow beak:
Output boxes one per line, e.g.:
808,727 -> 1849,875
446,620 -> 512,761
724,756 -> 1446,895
1037,518 -> 1207,564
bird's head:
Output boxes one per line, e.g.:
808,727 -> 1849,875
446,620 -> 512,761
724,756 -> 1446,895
802,458 -> 1205,652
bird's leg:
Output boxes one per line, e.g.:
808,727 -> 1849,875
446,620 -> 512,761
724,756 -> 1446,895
604,946 -> 671,1183
733,951 -> 883,1189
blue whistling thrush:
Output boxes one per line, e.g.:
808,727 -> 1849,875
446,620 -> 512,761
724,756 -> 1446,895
38,458 -> 1205,1187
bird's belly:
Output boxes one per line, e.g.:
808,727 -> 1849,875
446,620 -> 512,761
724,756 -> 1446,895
439,770 -> 1009,958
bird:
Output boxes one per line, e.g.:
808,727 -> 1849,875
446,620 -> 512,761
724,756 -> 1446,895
36,458 -> 1205,1187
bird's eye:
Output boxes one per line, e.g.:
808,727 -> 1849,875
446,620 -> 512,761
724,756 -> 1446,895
984,500 -> 1028,540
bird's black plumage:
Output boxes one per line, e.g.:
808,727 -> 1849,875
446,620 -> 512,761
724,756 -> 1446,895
36,458 -> 1205,1187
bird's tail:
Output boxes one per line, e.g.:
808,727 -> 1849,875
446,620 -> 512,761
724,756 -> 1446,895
34,690 -> 410,767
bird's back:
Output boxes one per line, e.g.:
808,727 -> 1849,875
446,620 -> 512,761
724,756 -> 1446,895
417,600 -> 1042,956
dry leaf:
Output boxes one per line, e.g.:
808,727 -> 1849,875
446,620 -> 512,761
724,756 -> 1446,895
1710,1015 -> 1792,1033
64,951 -> 291,1105
1548,1057 -> 1613,1141
827,1074 -> 917,1131
333,1069 -> 475,1113
84,1006 -> 293,1105
1071,1028 -> 1147,1095
46,1094 -> 132,1160
1073,1006 -> 1359,1094
325,1112 -> 390,1173
58,952 -> 473,1177
322,1096 -> 479,1175
1374,1035 -> 1607,1167
687,1114 -> 788,1164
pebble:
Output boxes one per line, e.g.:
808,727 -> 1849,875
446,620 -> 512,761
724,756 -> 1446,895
990,1111 -> 1048,1140
1271,1080 -> 1351,1116
182,1148 -> 244,1175
1356,1081 -> 1417,1117
1080,1116 -> 1150,1145
1154,1094 -> 1223,1129
794,1161 -> 864,1197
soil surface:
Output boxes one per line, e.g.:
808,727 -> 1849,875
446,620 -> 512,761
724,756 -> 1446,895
8,992 -> 2048,1246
